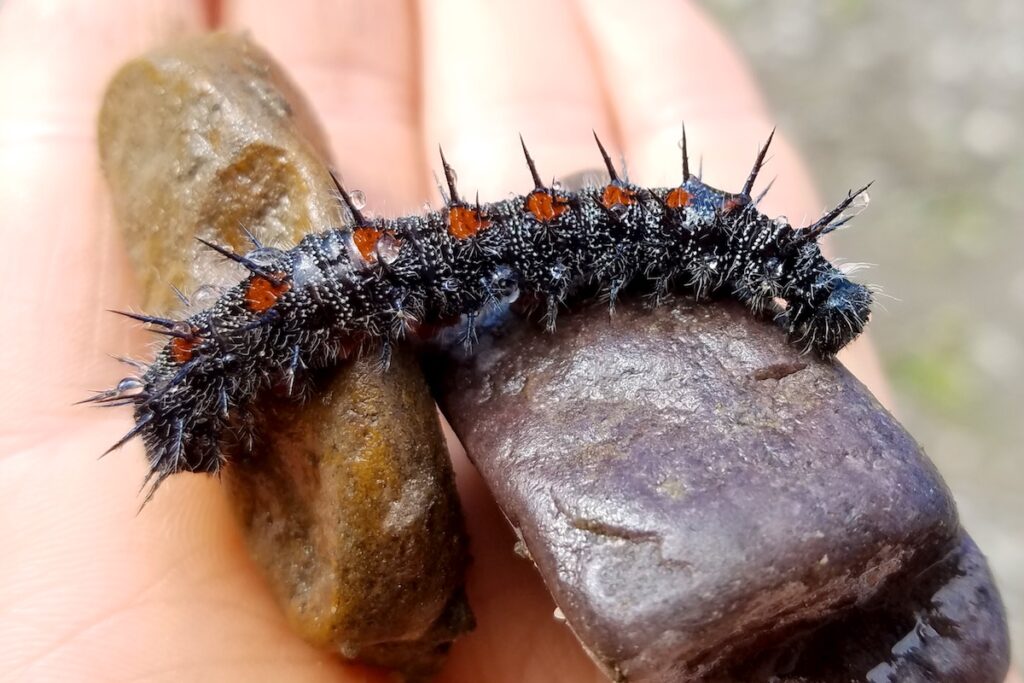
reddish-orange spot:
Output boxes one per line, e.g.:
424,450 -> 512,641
526,191 -> 570,223
665,187 -> 691,209
352,227 -> 383,261
601,184 -> 637,209
245,274 -> 290,313
170,336 -> 197,364
448,206 -> 491,239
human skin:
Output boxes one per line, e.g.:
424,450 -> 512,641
6,2 -> 1010,683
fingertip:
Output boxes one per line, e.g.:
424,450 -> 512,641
576,0 -> 893,398
418,0 -> 617,201
0,1 -> 210,432
221,0 -> 426,212
574,0 -> 814,205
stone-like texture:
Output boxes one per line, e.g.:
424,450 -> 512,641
432,297 -> 1010,682
99,33 -> 471,679
727,532 -> 1010,682
229,353 -> 472,679
99,33 -> 335,313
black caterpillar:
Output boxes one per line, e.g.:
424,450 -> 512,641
85,130 -> 873,501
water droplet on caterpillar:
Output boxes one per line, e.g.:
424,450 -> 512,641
117,377 -> 143,393
170,321 -> 193,337
486,265 -> 520,304
376,233 -> 403,265
321,231 -> 344,261
442,278 -> 460,292
291,250 -> 323,288
348,189 -> 367,210
840,191 -> 871,223
191,284 -> 223,310
246,247 -> 286,267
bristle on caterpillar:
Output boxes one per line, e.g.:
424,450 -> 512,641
87,130 -> 874,503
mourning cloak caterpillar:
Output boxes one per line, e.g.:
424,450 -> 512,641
85,130 -> 873,501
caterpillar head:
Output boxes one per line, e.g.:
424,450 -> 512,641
784,270 -> 872,356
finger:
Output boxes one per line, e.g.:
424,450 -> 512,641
418,0 -> 618,202
209,5 -> 596,677
222,0 -> 427,213
576,0 -> 889,399
435,419 -> 608,683
0,421 -> 355,682
419,2 -> 612,680
575,0 -> 807,212
0,4 -> 354,681
219,4 -> 470,681
0,1 -> 208,441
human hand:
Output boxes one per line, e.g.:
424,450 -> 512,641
0,1 -> 903,681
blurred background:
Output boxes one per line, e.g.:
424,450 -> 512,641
702,0 -> 1022,660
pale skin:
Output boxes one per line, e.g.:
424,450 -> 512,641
3,1 -> 1016,682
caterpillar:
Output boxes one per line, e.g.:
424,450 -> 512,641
84,130 -> 873,501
